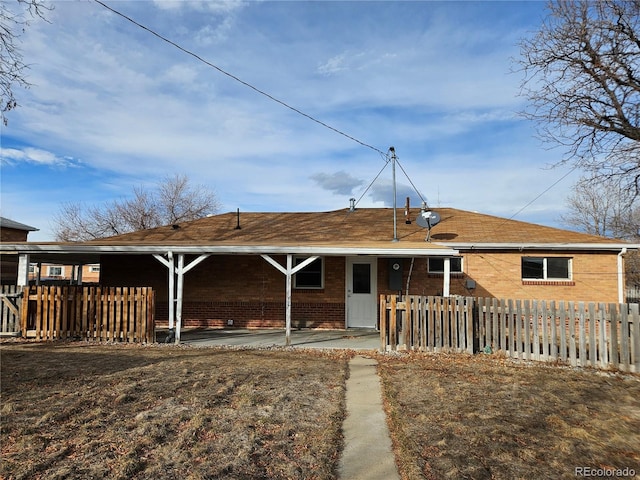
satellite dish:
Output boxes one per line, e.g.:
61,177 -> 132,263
416,211 -> 441,228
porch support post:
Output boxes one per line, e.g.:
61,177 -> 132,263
154,252 -> 210,344
261,254 -> 319,346
175,254 -> 185,344
153,251 -> 175,330
17,254 -> 30,287
443,257 -> 451,297
174,253 -> 210,344
285,254 -> 293,345
36,262 -> 42,286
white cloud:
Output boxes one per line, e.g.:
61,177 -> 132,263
0,1 -> 581,236
0,147 -> 74,167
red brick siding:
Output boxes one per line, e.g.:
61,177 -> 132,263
0,228 -> 29,242
375,251 -> 621,303
101,254 -> 346,328
101,250 -> 622,329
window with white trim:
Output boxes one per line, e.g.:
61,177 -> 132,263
428,257 -> 463,274
521,257 -> 572,280
47,266 -> 63,276
294,257 -> 323,289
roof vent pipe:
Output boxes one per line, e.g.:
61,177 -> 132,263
235,208 -> 241,230
405,197 -> 411,224
349,198 -> 356,212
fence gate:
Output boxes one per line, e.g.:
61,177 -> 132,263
21,285 -> 155,343
1,285 -> 22,335
380,295 -> 475,354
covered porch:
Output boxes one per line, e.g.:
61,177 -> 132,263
4,242 -> 459,345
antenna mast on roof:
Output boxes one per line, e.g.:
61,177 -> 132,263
390,147 -> 398,242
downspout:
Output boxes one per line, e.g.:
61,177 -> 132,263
405,257 -> 415,297
618,248 -> 627,304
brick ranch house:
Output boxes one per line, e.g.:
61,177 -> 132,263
0,217 -> 38,285
3,207 -> 636,337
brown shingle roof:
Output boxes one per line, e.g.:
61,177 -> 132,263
87,207 -> 624,247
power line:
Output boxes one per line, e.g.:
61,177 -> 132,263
93,0 -> 387,157
94,0 -> 575,223
507,165 -> 580,222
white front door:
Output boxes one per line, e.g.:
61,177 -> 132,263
346,257 -> 377,328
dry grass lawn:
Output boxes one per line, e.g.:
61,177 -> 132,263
3,341 -> 639,480
0,342 -> 350,480
378,352 -> 640,480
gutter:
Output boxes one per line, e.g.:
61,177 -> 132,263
440,242 -> 638,252
0,243 -> 459,257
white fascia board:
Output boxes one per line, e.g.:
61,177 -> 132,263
0,243 -> 459,257
440,242 -> 638,251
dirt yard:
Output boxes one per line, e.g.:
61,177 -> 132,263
377,352 -> 640,480
0,343 -> 350,480
1,342 -> 639,480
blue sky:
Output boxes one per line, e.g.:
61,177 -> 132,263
1,0 -> 582,241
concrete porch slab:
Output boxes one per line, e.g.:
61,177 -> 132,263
161,328 -> 380,350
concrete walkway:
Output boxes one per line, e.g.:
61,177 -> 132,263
339,356 -> 400,480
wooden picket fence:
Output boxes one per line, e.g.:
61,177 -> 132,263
0,285 -> 22,335
20,285 -> 155,343
381,295 -> 640,372
380,295 -> 474,354
477,298 -> 639,373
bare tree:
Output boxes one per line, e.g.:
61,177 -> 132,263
517,1 -> 640,194
562,176 -> 640,286
0,0 -> 51,125
561,176 -> 636,238
53,174 -> 220,241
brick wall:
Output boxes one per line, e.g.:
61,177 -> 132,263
101,254 -> 347,328
463,250 -> 620,302
376,251 -> 621,303
101,249 -> 623,329
0,228 -> 28,242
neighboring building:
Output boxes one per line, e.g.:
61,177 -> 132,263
1,207 -> 636,330
28,263 -> 101,284
0,217 -> 38,284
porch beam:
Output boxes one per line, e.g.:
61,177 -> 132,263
261,254 -> 319,346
